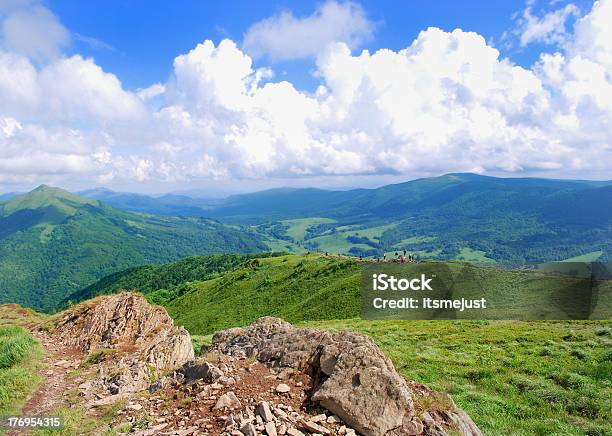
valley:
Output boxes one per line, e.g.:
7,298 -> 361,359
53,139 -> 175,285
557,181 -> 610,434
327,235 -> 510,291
79,173 -> 612,264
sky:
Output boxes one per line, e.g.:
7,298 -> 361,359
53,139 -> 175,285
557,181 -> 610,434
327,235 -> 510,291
0,0 -> 610,195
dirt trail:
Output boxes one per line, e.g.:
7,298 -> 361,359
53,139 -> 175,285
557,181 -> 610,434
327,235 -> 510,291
9,330 -> 84,435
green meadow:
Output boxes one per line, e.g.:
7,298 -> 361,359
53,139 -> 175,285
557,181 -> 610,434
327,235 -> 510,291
302,319 -> 612,436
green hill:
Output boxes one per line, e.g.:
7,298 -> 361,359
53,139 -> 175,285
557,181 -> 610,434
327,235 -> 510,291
164,254 -> 361,333
0,186 -> 268,312
71,253 -> 610,335
64,252 -> 285,306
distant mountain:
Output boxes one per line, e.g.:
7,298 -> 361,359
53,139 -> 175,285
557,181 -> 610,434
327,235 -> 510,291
201,173 -> 612,263
60,173 -> 612,263
0,192 -> 21,201
202,173 -> 611,222
77,188 -> 215,216
0,186 -> 268,312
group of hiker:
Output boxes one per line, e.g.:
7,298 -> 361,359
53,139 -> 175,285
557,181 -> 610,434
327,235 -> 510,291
375,249 -> 419,263
322,249 -> 420,263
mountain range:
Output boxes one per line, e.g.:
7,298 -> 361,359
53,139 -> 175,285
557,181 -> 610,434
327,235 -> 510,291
1,173 -> 610,312
81,173 -> 609,263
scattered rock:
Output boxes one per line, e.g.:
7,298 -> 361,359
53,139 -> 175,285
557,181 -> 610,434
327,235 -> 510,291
214,391 -> 242,410
240,422 -> 257,436
264,421 -> 278,436
256,401 -> 274,422
275,383 -> 290,394
301,420 -> 330,435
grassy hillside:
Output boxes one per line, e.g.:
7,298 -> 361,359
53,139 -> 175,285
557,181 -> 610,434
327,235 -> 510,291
2,270 -> 610,435
75,253 -> 611,334
302,319 -> 612,436
0,186 -> 268,312
65,252 -> 286,306
165,254 -> 361,334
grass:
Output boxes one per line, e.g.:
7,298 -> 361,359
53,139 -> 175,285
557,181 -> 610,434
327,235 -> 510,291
562,251 -> 604,262
34,398 -> 128,435
0,304 -> 50,329
308,233 -> 373,253
393,235 -> 438,246
191,334 -> 213,356
165,253 -> 612,333
281,217 -> 336,240
456,247 -> 496,263
348,223 -> 397,240
301,318 -> 612,436
262,236 -> 306,253
0,325 -> 43,416
166,254 -> 361,334
278,219 -> 397,255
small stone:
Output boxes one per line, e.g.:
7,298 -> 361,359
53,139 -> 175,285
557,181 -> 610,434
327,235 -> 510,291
301,420 -> 330,435
276,383 -> 291,393
240,422 -> 257,436
327,415 -> 341,424
265,422 -> 278,436
274,407 -> 288,419
256,401 -> 274,422
311,414 -> 327,423
286,429 -> 304,436
214,391 -> 242,410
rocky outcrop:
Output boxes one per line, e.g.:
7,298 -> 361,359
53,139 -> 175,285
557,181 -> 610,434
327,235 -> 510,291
51,298 -> 481,435
54,293 -> 194,394
211,317 -> 482,436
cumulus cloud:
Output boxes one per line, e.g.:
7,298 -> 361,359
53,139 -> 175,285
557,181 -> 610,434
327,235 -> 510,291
0,1 -> 69,62
569,0 -> 612,70
0,0 -> 611,190
243,1 -> 374,60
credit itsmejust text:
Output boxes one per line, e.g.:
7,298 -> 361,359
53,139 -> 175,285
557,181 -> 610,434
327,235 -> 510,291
370,273 -> 487,312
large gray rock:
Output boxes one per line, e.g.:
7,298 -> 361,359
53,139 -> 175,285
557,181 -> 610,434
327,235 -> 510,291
211,317 -> 482,436
54,293 -> 194,394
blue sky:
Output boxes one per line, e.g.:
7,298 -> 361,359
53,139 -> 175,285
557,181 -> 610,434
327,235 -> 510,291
0,0 -> 610,194
49,0 -> 588,91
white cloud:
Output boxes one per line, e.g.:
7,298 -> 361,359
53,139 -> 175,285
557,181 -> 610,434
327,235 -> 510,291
569,0 -> 612,70
0,2 -> 69,62
518,2 -> 580,47
137,83 -> 166,100
243,1 -> 374,60
0,0 -> 611,190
